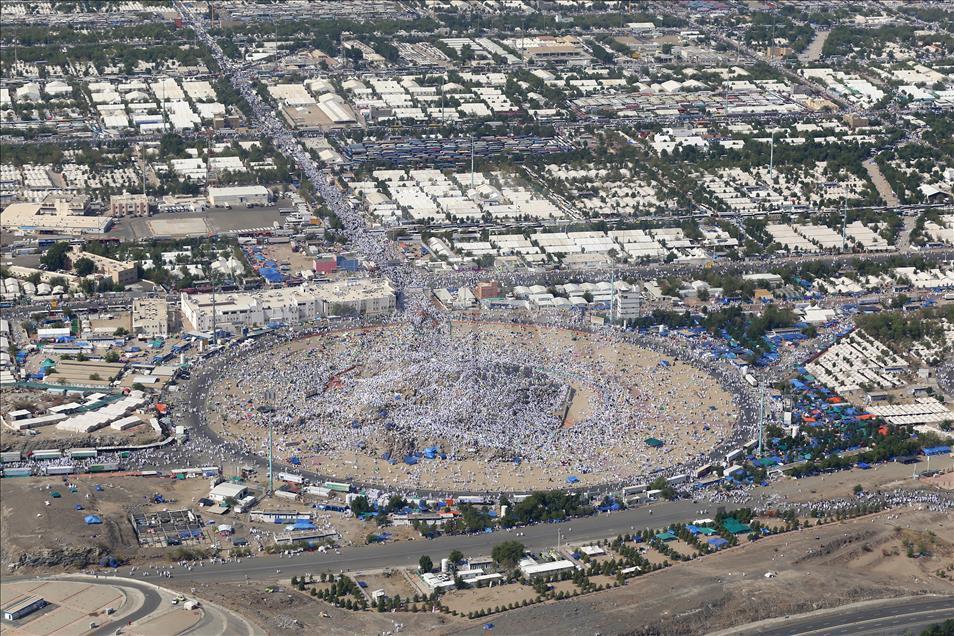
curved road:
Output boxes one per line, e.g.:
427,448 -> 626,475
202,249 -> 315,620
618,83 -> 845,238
53,577 -> 163,636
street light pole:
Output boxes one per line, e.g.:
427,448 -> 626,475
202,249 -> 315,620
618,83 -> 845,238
264,389 -> 275,497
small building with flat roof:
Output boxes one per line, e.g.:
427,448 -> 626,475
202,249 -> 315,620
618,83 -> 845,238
2,595 -> 47,621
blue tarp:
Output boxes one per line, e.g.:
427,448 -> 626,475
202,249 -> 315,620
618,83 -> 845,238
260,268 -> 284,283
84,515 -> 103,524
566,475 -> 579,484
708,537 -> 729,548
403,455 -> 418,465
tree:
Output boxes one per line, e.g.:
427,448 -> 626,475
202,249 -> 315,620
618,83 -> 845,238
649,476 -> 677,500
419,555 -> 433,573
73,257 -> 95,276
104,350 -> 120,363
350,495 -> 371,516
41,242 -> 71,271
449,550 -> 464,565
114,327 -> 128,336
491,541 -> 525,569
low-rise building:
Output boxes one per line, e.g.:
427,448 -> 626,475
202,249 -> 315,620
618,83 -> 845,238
519,557 -> 577,578
109,192 -> 149,217
69,248 -> 138,286
2,596 -> 47,621
180,278 -> 395,332
132,298 -> 170,338
209,482 -> 248,503
207,185 -> 270,208
1,201 -> 111,235
614,286 -> 642,321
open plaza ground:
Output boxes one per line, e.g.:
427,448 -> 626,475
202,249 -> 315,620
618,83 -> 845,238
206,320 -> 739,491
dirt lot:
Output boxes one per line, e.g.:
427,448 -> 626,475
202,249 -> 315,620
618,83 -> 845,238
752,455 -> 954,505
0,475 -> 211,572
350,570 -> 422,602
441,583 -> 539,615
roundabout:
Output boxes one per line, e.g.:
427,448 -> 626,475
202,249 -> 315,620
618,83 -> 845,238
201,319 -> 747,492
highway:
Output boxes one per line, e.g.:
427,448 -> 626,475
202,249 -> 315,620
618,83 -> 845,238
717,595 -> 954,636
125,500 -> 723,583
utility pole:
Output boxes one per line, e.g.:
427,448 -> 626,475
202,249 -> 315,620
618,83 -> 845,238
841,199 -> 847,252
470,135 -> 475,190
610,268 -> 616,324
758,378 -> 765,458
265,389 -> 275,497
140,146 -> 147,199
768,130 -> 774,179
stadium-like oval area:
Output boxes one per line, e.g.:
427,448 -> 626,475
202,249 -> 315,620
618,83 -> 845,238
207,321 -> 739,491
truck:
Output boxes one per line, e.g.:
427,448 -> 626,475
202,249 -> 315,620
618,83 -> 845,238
621,484 -> 648,496
45,465 -> 76,476
278,471 -> 304,485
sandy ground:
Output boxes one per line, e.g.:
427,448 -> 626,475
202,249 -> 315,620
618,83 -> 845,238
752,455 -> 954,505
0,476 -> 211,572
208,322 -> 737,490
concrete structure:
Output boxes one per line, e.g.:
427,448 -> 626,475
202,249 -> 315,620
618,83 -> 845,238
109,192 -> 149,217
474,281 -> 501,300
209,482 -> 248,503
2,595 -> 47,621
69,248 -> 138,286
614,286 -> 642,322
180,279 -> 396,332
519,558 -> 577,578
207,185 -> 269,207
1,201 -> 112,235
132,298 -> 170,338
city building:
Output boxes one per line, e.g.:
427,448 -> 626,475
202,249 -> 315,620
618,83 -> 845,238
69,248 -> 138,286
614,286 -> 643,322
109,192 -> 150,217
207,185 -> 270,207
0,201 -> 112,235
180,278 -> 396,332
132,298 -> 170,338
474,281 -> 501,300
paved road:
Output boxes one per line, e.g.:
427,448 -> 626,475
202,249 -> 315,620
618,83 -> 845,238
127,500 -> 724,583
719,595 -> 954,636
56,577 -> 163,636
